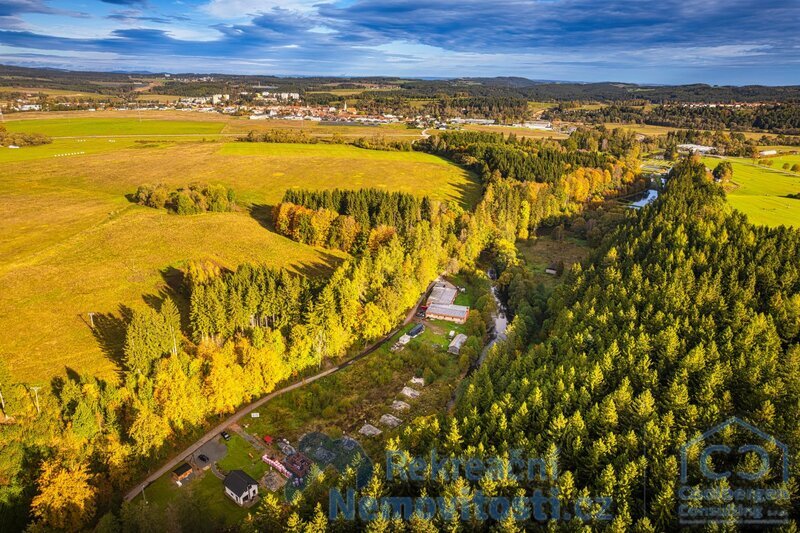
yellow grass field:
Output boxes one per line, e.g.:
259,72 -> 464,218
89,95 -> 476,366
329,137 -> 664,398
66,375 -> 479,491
0,118 -> 478,383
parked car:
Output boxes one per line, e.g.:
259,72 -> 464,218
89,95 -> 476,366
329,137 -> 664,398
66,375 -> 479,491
220,431 -> 231,441
197,454 -> 209,463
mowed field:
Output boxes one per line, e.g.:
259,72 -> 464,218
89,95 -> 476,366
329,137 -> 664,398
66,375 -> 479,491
2,110 -> 422,139
702,155 -> 800,227
0,116 -> 478,383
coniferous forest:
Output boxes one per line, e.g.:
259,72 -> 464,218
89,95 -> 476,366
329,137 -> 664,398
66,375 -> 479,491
2,128 -> 799,531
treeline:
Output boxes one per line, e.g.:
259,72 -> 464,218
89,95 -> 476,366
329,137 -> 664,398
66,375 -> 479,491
0,124 -> 51,147
361,159 -> 800,530
238,130 -> 413,152
274,189 -> 438,252
548,103 -> 800,134
418,130 -> 637,184
133,182 -> 236,214
418,130 -> 640,237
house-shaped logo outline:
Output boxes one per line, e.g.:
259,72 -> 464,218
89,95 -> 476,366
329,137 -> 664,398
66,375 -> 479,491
680,416 -> 789,484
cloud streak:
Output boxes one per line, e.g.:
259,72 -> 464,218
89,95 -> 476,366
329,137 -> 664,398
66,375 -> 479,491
0,0 -> 798,84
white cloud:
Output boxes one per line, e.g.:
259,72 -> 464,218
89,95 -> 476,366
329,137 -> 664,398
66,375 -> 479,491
202,0 -> 321,19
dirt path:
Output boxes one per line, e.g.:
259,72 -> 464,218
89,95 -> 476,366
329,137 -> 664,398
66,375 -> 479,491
123,282 -> 431,502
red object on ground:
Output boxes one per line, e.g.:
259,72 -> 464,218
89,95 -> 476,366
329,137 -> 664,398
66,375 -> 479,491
263,435 -> 273,444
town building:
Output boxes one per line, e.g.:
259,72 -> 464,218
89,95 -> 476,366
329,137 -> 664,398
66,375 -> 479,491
223,470 -> 259,506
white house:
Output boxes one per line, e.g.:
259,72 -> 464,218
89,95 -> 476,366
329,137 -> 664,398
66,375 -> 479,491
759,150 -> 778,156
223,470 -> 258,506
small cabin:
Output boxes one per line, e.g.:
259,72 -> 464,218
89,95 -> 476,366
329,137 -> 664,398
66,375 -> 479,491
172,463 -> 192,483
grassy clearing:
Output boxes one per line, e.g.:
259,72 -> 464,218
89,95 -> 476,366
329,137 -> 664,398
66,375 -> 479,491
217,434 -> 269,480
243,327 -> 461,453
0,126 -> 477,383
133,467 -> 251,528
701,156 -> 800,228
517,236 -> 591,288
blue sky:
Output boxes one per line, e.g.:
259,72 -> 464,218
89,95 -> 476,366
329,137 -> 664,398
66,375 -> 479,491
0,0 -> 798,84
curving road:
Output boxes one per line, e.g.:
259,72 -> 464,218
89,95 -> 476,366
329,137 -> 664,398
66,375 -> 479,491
123,283 -> 431,502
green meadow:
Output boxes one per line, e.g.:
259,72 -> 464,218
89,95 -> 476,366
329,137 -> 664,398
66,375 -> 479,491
4,117 -> 225,137
702,156 -> 800,228
0,117 -> 478,383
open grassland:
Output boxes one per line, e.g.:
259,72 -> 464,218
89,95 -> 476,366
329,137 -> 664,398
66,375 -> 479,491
5,117 -> 225,137
702,156 -> 800,228
0,127 -> 478,383
3,110 -> 421,139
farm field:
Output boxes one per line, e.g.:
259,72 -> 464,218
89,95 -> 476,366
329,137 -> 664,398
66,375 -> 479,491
2,110 -> 421,139
0,119 -> 478,383
702,156 -> 800,227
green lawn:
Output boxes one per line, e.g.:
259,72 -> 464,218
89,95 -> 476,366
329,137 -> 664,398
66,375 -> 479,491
4,117 -> 225,137
702,156 -> 800,228
217,434 -> 269,481
134,468 -> 251,528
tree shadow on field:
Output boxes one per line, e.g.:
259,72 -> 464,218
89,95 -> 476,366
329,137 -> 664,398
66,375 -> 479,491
84,305 -> 133,377
248,203 -> 276,231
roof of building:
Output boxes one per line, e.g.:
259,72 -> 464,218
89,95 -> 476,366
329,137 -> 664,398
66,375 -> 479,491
427,283 -> 458,306
283,452 -> 313,478
223,470 -> 258,495
173,463 -> 192,476
449,333 -> 468,350
426,304 -> 470,320
408,323 -> 425,337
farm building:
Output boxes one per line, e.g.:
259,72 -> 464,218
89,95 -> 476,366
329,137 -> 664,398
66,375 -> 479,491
426,281 -> 458,306
448,334 -> 468,355
172,463 -> 192,483
759,149 -> 778,156
426,303 -> 470,324
223,470 -> 258,506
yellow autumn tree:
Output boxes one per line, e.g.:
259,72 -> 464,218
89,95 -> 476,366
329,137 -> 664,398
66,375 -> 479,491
31,459 -> 97,531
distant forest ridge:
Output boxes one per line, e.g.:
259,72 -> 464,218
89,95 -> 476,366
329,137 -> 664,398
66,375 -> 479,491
1,64 -> 799,103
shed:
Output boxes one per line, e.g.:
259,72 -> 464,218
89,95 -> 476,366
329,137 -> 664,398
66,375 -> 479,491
448,333 -> 468,355
545,263 -> 559,275
408,324 -> 425,337
223,470 -> 258,506
172,463 -> 192,483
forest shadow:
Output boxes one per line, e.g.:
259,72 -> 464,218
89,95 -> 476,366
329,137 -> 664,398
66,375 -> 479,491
86,305 -> 133,377
248,203 -> 276,231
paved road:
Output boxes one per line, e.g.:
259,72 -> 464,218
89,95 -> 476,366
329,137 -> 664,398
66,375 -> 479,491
123,284 -> 430,502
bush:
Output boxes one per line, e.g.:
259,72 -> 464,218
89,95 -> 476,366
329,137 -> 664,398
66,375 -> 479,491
133,183 -> 236,214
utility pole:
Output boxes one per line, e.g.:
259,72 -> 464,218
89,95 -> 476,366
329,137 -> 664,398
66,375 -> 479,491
30,386 -> 41,415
